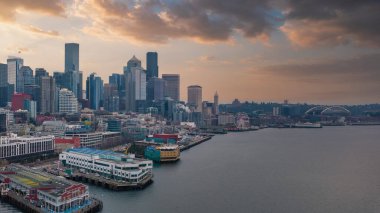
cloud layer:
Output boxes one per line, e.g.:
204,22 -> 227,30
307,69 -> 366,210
282,0 -> 380,47
262,53 -> 380,101
75,0 -> 282,43
1,0 -> 380,47
0,0 -> 65,22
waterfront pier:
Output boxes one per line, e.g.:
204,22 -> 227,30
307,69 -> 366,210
69,172 -> 153,191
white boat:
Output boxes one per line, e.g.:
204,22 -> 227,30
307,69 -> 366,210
294,122 -> 322,128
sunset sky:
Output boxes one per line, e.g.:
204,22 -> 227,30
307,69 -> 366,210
0,0 -> 379,104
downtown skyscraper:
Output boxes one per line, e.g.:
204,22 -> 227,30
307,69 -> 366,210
7,56 -> 23,93
40,76 -> 56,113
0,63 -> 8,107
86,73 -> 103,110
17,66 -> 34,93
162,74 -> 180,101
146,52 -> 158,81
187,85 -> 202,112
64,43 -> 82,99
124,56 -> 146,112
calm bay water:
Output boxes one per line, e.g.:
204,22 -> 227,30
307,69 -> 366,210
2,126 -> 380,212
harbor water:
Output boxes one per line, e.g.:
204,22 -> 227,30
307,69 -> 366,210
2,126 -> 380,213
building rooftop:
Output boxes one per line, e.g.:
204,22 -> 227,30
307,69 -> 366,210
65,148 -> 149,164
0,164 -> 84,198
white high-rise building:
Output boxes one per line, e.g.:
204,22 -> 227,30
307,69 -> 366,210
124,56 -> 146,112
7,57 -> 24,90
0,134 -> 55,160
59,88 -> 78,114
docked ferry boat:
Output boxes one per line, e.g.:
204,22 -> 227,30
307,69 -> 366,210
144,144 -> 180,163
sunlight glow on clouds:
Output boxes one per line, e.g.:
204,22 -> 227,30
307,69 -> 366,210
0,0 -> 379,104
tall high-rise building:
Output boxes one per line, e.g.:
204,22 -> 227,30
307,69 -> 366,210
124,56 -> 146,112
53,72 -> 65,88
126,55 -> 141,70
187,85 -> 202,112
213,91 -> 219,115
0,63 -> 7,87
109,73 -> 122,90
86,73 -> 103,110
7,57 -> 24,91
147,77 -> 166,102
40,76 -> 56,113
0,64 -> 8,106
146,52 -> 158,81
59,88 -> 78,114
64,43 -> 81,98
108,73 -> 125,111
162,74 -> 180,101
78,71 -> 83,99
65,43 -> 79,73
35,68 -> 48,86
103,83 -> 119,112
17,66 -> 34,93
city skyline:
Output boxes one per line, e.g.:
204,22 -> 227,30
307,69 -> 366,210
0,1 -> 379,104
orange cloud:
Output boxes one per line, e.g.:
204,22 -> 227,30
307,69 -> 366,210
281,20 -> 350,47
23,25 -> 60,37
0,0 -> 65,22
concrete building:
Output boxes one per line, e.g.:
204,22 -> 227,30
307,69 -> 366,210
218,113 -> 236,126
59,88 -> 79,114
146,52 -> 158,81
42,120 -> 66,137
0,133 -> 54,160
0,164 -> 90,213
60,148 -> 153,183
40,76 -> 56,113
64,130 -> 103,148
187,85 -> 202,112
162,74 -> 180,101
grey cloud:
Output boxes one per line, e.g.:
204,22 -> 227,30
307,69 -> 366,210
84,0 -> 281,43
284,0 -> 380,47
263,53 -> 380,84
